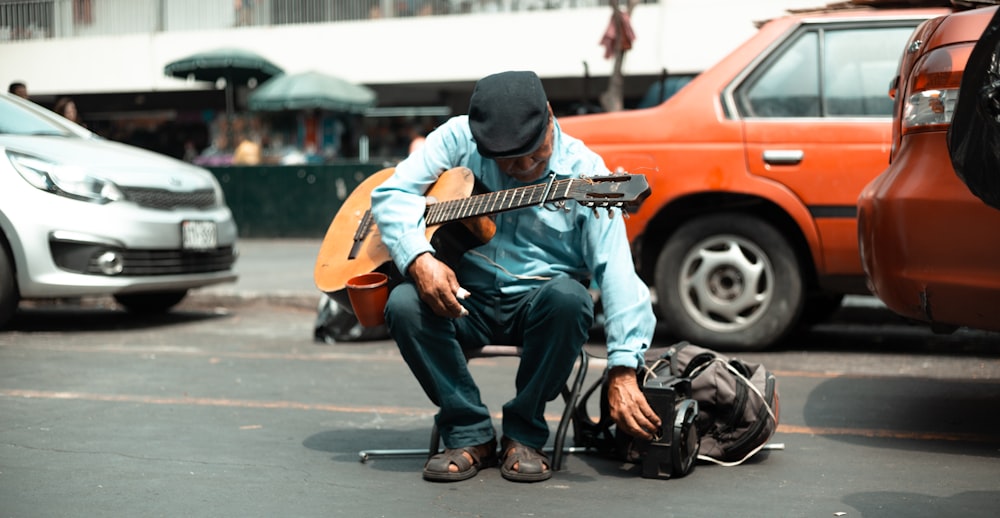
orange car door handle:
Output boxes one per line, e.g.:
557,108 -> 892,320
762,150 -> 804,166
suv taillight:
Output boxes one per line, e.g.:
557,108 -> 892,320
901,43 -> 972,134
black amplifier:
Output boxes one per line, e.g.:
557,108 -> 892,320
635,375 -> 700,479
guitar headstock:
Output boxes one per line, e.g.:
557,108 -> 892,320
569,173 -> 651,213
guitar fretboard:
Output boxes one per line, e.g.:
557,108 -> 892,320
425,178 -> 575,225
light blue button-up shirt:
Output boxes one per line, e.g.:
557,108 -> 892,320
370,115 -> 654,369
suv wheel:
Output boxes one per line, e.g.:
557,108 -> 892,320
114,290 -> 188,314
0,247 -> 18,328
655,214 -> 804,351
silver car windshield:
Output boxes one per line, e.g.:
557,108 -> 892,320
0,97 -> 74,137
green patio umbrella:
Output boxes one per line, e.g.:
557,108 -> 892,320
164,48 -> 284,117
248,70 -> 377,113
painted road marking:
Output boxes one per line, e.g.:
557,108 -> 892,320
3,389 -> 999,444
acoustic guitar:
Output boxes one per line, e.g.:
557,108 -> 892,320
313,167 -> 650,295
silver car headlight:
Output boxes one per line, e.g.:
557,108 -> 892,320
7,150 -> 124,204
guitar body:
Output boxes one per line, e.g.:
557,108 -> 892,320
314,167 -> 492,294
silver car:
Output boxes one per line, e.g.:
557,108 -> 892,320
0,93 -> 238,328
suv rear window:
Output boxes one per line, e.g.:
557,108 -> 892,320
736,23 -> 918,118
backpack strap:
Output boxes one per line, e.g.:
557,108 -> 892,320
663,341 -> 691,377
680,352 -> 718,379
727,359 -> 752,378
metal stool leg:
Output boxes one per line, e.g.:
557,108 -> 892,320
551,349 -> 588,471
428,424 -> 441,460
359,348 -> 590,467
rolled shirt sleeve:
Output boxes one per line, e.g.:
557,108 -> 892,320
370,118 -> 470,273
584,210 -> 656,369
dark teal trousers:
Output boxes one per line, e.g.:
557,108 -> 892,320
384,276 -> 593,450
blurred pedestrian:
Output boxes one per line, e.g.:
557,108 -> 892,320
232,134 -> 262,165
8,81 -> 28,99
53,96 -> 84,126
407,123 -> 426,155
183,140 -> 199,162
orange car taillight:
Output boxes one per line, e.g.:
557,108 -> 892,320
901,43 -> 972,134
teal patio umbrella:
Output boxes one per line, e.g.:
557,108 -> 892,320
164,47 -> 284,117
248,70 -> 377,113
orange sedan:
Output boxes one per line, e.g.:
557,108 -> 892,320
858,5 -> 1000,333
561,5 -> 949,350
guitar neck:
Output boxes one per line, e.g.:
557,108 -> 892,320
425,178 -> 574,225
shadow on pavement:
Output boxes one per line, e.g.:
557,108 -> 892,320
791,323 -> 1000,356
844,490 -> 1000,518
303,428 -> 429,472
802,376 -> 1000,456
5,303 -> 229,333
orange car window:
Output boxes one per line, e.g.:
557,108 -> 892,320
824,26 -> 916,116
739,24 -> 923,119
742,31 -> 820,117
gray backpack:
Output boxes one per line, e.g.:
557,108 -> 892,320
646,342 -> 779,465
574,341 -> 779,470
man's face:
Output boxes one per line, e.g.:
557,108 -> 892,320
494,117 -> 554,183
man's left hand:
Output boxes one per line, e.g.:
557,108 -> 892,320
606,366 -> 661,440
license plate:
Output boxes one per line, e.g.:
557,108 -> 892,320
182,220 -> 217,250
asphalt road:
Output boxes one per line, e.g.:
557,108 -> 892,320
2,293 -> 1000,518
2,239 -> 1000,517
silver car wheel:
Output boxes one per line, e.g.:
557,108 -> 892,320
677,235 -> 773,333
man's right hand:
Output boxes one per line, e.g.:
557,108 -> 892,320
407,252 -> 467,319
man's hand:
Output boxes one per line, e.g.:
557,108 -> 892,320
407,252 -> 468,319
607,366 -> 661,440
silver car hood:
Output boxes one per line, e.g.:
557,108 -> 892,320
1,135 -> 219,191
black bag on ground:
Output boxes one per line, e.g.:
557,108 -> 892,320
313,292 -> 388,344
574,342 -> 779,473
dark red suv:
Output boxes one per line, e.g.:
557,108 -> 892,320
858,5 -> 1000,333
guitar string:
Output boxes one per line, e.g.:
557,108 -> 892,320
426,179 -> 595,224
426,182 -> 551,224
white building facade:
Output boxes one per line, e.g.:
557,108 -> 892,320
1,1 -> 825,106
0,0 -> 826,161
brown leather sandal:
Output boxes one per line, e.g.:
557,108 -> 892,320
422,438 -> 498,482
500,437 -> 552,483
